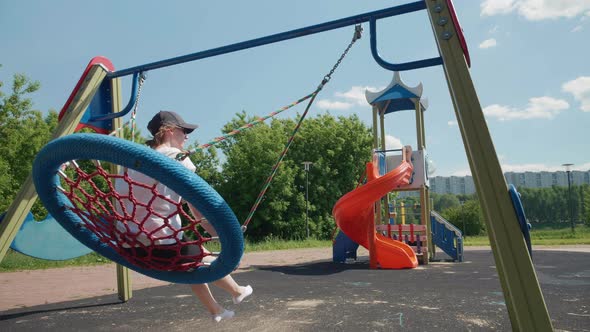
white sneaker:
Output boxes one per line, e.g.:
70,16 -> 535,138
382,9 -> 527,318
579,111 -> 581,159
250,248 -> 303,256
233,285 -> 253,304
212,309 -> 235,322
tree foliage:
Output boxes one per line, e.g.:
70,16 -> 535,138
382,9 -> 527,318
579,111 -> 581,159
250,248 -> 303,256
433,185 -> 590,236
519,186 -> 583,225
440,199 -> 485,236
431,193 -> 461,212
4,67 -> 586,245
215,111 -> 372,241
0,70 -> 58,217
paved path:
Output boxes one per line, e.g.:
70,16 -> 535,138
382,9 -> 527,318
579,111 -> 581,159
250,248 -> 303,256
1,246 -> 589,331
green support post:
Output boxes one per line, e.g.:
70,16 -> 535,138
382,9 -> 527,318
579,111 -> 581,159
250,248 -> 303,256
424,1 -> 553,331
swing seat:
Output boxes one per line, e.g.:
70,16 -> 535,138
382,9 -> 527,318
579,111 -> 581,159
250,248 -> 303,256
32,133 -> 244,284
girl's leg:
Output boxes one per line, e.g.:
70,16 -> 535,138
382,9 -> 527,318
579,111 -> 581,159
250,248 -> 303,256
212,275 -> 253,304
190,284 -> 224,315
211,275 -> 242,297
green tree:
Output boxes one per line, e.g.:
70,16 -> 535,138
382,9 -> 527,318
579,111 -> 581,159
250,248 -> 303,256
288,113 -> 373,239
119,124 -> 145,143
441,199 -> 485,236
0,70 -> 58,218
582,184 -> 590,226
217,115 -> 296,240
216,111 -> 372,241
432,193 -> 460,212
187,143 -> 222,188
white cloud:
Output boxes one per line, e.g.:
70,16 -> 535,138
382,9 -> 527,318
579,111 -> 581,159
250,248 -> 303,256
502,163 -> 555,173
385,135 -> 403,150
576,162 -> 590,171
316,99 -> 353,110
518,1 -> 590,20
479,38 -> 498,49
481,0 -> 517,16
483,97 -> 569,121
334,86 -> 377,106
562,76 -> 590,111
317,86 -> 379,111
451,169 -> 472,176
481,0 -> 590,21
447,120 -> 457,126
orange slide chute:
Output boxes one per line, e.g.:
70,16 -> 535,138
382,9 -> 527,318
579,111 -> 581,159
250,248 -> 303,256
332,160 -> 418,269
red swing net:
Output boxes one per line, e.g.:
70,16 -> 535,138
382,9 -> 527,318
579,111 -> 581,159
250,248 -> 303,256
58,160 -> 214,271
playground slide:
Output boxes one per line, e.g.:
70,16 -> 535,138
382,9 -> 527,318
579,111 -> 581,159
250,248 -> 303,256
0,212 -> 92,260
332,161 -> 418,269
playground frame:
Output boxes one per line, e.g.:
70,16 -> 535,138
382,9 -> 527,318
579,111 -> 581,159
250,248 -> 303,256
0,1 -> 553,330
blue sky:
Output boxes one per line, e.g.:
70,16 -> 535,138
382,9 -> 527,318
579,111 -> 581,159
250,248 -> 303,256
1,0 -> 589,176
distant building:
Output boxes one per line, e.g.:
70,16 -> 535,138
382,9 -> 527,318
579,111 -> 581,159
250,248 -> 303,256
429,170 -> 590,195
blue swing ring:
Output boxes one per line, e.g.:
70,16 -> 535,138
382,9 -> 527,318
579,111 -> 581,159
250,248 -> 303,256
33,133 -> 244,284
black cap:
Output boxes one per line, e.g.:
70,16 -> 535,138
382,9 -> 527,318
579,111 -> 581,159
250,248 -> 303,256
147,110 -> 198,135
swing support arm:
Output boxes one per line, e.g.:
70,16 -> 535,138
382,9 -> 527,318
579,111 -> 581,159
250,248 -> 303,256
107,0 -> 439,79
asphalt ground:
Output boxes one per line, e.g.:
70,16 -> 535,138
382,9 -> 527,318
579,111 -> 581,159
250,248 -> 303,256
1,248 -> 589,332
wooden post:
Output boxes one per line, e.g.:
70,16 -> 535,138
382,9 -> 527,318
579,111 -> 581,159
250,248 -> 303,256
379,109 -> 390,226
414,99 -> 430,264
109,77 -> 133,302
369,105 -> 379,269
425,1 -> 552,330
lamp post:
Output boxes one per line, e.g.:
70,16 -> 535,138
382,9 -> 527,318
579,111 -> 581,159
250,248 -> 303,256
562,163 -> 574,232
302,161 -> 313,238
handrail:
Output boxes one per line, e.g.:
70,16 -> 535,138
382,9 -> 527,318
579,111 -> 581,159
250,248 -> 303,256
431,210 -> 462,237
89,72 -> 142,122
369,17 -> 443,71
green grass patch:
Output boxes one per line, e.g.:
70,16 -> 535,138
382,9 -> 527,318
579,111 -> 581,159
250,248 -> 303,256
2,226 -> 588,272
0,238 -> 333,273
464,224 -> 590,246
244,237 -> 332,252
0,251 -> 110,273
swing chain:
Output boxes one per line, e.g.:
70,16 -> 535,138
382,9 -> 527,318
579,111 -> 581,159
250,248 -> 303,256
241,25 -> 363,232
132,72 -> 147,115
129,72 -> 147,142
319,24 -> 363,89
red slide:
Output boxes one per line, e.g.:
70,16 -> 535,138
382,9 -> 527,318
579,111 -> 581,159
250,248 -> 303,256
333,161 -> 418,269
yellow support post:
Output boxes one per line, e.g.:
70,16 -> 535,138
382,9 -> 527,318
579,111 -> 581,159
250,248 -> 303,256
414,99 -> 430,263
369,105 -> 379,269
109,77 -> 133,302
379,109 -> 390,227
0,65 -> 108,262
425,1 -> 553,330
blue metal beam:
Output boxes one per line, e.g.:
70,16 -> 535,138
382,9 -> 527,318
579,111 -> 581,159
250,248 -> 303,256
108,1 -> 429,78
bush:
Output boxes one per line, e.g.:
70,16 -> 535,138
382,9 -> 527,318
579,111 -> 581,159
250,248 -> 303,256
441,199 -> 486,236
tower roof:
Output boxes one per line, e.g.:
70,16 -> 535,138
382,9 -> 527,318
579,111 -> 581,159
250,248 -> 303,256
365,71 -> 428,114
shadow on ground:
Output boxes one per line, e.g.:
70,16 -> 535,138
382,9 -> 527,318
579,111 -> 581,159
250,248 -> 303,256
1,250 -> 588,332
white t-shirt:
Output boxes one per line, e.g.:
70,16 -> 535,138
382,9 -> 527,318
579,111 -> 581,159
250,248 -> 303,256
115,146 -> 196,246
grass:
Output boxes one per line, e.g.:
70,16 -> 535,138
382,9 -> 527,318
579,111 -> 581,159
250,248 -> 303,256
464,224 -> 590,246
0,238 -> 333,273
1,226 -> 588,273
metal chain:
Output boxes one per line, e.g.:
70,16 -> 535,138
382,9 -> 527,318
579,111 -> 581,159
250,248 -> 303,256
108,72 -> 147,138
319,24 -> 363,89
241,25 -> 363,232
129,72 -> 147,142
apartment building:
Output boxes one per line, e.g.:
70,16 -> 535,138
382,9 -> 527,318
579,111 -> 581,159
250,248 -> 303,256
429,170 -> 590,195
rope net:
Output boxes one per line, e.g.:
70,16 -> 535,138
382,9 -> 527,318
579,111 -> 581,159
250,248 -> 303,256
58,159 -> 213,271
